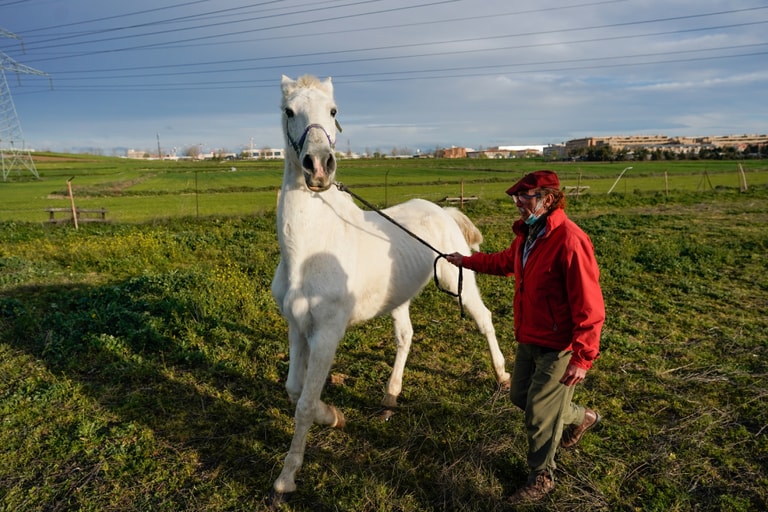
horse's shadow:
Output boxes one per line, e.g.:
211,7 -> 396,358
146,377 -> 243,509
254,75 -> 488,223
0,277 -> 294,507
1,274 -> 515,510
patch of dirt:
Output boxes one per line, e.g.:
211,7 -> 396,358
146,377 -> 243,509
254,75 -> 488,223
32,155 -> 99,163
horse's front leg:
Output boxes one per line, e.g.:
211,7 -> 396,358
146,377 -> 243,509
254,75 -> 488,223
382,302 -> 413,410
285,322 -> 308,404
273,325 -> 347,496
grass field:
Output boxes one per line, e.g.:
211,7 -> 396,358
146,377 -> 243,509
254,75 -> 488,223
1,154 -> 767,222
0,155 -> 766,511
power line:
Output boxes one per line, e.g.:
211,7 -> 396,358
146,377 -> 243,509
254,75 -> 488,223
13,3 -> 768,78
10,0 -> 631,62
24,47 -> 767,94
33,20 -> 768,81
4,4 -> 766,96
15,0 -> 451,54
15,0 -> 217,33
18,0 -> 284,43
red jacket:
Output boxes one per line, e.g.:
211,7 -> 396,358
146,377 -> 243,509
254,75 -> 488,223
461,208 -> 604,370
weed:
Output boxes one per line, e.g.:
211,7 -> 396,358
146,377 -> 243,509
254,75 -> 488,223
0,182 -> 766,510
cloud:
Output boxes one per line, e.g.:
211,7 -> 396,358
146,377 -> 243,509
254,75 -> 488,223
4,0 -> 767,153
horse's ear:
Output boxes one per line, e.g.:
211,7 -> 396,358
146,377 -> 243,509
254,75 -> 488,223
281,75 -> 296,96
321,76 -> 334,94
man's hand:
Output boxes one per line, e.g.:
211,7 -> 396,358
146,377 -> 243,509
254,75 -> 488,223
560,363 -> 587,386
445,252 -> 464,267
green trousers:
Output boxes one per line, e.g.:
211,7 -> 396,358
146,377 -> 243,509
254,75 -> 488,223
510,343 -> 588,483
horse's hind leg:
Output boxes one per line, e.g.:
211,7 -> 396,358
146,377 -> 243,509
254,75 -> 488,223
382,302 -> 413,409
459,273 -> 511,387
436,260 -> 510,387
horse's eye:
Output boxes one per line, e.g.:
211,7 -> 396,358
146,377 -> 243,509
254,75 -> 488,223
330,108 -> 337,117
285,108 -> 294,118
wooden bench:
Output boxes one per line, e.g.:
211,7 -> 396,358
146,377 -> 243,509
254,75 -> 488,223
45,207 -> 108,224
563,185 -> 590,196
442,196 -> 479,205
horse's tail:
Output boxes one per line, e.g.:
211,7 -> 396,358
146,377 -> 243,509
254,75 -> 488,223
444,207 -> 483,252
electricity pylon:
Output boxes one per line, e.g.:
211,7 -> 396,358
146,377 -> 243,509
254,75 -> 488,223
1,29 -> 49,181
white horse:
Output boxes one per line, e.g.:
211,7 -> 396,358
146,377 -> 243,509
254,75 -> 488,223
270,74 -> 510,498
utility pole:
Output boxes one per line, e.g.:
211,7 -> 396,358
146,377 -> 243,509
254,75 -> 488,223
1,28 -> 49,181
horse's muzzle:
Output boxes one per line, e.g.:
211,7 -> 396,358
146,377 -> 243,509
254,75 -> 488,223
307,182 -> 333,192
303,152 -> 336,192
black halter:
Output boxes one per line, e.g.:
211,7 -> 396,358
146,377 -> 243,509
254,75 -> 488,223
286,123 -> 336,155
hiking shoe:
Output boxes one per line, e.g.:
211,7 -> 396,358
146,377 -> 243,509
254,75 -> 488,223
505,471 -> 554,505
560,408 -> 600,450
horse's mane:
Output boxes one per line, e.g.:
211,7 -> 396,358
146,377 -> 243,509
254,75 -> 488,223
281,75 -> 330,108
295,75 -> 322,88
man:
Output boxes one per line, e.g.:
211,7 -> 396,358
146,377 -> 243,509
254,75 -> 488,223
445,170 -> 604,505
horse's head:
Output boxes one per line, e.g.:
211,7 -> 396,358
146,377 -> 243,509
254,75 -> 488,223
281,75 -> 341,192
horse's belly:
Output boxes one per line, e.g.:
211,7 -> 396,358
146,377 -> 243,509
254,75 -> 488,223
347,269 -> 430,324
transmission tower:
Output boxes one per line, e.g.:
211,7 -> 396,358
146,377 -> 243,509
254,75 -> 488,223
1,28 -> 49,181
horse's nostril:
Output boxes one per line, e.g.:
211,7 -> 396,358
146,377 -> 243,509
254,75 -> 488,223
302,155 -> 313,170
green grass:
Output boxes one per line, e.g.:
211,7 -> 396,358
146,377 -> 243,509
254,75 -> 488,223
0,157 -> 767,510
1,155 -> 767,222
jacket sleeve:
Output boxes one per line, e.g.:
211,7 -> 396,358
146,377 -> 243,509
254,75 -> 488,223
563,233 -> 605,370
460,244 -> 517,277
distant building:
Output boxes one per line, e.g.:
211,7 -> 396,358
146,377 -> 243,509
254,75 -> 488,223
543,144 -> 567,159
126,149 -> 148,159
242,147 -> 284,159
436,146 -> 468,158
565,134 -> 768,156
467,145 -> 544,159
699,134 -> 768,150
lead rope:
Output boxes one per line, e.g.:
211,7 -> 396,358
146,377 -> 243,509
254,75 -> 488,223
335,181 -> 464,317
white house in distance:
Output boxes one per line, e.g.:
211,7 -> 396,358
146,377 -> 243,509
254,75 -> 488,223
467,145 -> 546,159
241,147 -> 284,159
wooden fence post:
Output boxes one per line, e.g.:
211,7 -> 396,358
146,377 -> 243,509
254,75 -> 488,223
67,177 -> 78,230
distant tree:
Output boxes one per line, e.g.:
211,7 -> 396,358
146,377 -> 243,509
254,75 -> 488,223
185,145 -> 201,159
722,146 -> 739,159
586,145 -> 613,161
635,148 -> 650,161
568,147 -> 587,160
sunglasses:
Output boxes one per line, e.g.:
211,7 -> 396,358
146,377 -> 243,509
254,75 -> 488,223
512,191 -> 541,200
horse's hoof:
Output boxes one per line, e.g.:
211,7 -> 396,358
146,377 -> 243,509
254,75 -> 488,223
329,405 -> 346,429
268,489 -> 291,509
378,408 -> 396,422
499,378 -> 512,392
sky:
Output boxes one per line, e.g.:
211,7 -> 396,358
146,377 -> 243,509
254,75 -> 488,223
1,0 -> 767,156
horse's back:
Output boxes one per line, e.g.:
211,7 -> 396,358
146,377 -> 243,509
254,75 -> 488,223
382,199 -> 478,252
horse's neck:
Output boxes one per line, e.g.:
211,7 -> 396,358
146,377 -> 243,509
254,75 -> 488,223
277,163 -> 363,249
